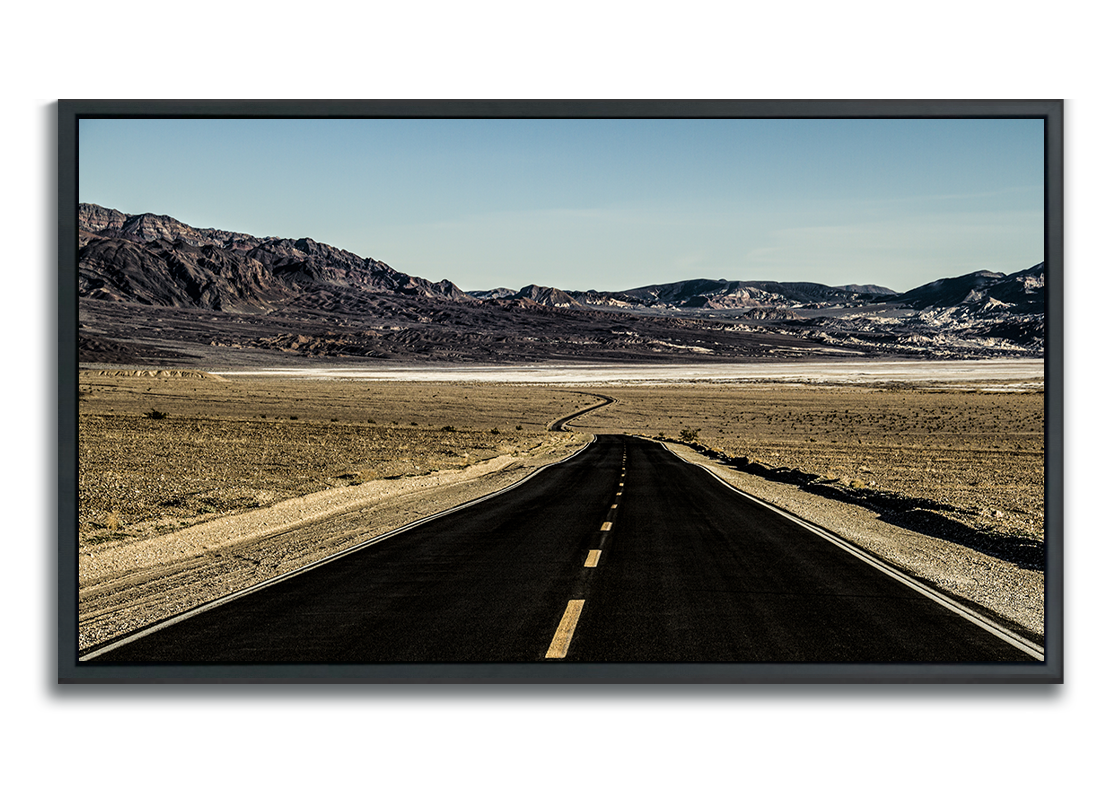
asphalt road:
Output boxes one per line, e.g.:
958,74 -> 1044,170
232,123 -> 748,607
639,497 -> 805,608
84,435 -> 1040,664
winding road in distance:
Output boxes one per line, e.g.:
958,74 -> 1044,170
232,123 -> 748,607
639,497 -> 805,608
82,433 -> 1042,665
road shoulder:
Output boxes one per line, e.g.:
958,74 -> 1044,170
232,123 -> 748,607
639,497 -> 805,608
666,442 -> 1045,641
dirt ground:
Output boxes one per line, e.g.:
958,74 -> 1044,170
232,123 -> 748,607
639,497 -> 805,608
75,369 -> 1047,650
77,371 -> 600,546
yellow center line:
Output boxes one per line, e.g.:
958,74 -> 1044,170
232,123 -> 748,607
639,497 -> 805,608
545,599 -> 585,659
600,521 -> 612,531
585,549 -> 602,567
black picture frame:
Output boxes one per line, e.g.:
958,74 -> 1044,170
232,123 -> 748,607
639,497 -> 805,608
34,97 -> 1075,713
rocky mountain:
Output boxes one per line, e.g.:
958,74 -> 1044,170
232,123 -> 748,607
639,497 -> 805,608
985,262 -> 1045,315
75,204 -> 1045,364
884,262 -> 1044,317
792,262 -> 1047,355
80,204 -> 264,250
78,204 -> 471,312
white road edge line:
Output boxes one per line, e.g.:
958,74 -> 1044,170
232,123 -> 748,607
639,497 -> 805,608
79,436 -> 600,662
660,443 -> 1045,662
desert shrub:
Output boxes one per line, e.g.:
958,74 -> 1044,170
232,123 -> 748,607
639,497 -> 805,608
679,427 -> 700,443
491,428 -> 500,434
441,425 -> 456,432
144,408 -> 168,420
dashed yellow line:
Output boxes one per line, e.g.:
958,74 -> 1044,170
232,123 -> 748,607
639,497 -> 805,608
600,521 -> 612,531
545,599 -> 585,659
585,549 -> 602,567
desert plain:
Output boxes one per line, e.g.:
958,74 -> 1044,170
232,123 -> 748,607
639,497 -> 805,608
76,364 -> 1047,651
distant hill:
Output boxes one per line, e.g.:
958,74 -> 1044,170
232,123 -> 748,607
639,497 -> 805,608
514,284 -> 583,308
466,287 -> 517,300
886,269 -> 1007,310
837,284 -> 898,296
559,278 -> 895,310
885,263 -> 1045,315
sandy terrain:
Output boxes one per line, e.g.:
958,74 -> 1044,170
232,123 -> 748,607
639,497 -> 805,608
76,366 -> 1046,652
78,371 -> 600,543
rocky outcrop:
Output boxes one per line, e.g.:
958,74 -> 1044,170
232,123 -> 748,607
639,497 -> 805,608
515,284 -> 582,308
78,203 -> 129,233
467,287 -> 517,300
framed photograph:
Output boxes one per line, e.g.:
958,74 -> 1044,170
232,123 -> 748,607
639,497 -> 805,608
58,100 -> 1062,683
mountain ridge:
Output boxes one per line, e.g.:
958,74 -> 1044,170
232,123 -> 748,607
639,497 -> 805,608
76,204 -> 1046,364
78,203 -> 472,311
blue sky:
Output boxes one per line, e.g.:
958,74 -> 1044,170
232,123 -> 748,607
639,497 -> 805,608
79,117 -> 1044,293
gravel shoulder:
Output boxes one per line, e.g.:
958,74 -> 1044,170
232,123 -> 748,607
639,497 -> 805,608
666,442 -> 1045,642
78,432 -> 589,651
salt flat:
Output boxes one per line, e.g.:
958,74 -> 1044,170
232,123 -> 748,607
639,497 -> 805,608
216,358 -> 1045,386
